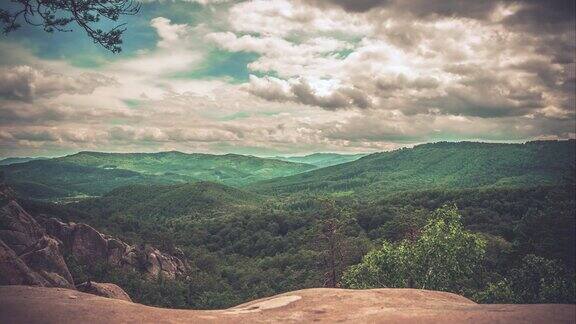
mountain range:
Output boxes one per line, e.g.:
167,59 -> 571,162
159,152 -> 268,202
0,157 -> 45,166
0,151 -> 315,199
1,141 -> 573,200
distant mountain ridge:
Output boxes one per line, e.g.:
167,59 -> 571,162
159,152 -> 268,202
0,151 -> 316,199
249,140 -> 576,197
0,160 -> 174,199
0,157 -> 45,166
56,151 -> 316,184
3,140 -> 574,200
272,153 -> 367,168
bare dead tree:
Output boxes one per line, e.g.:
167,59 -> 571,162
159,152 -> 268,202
319,218 -> 345,287
316,200 -> 352,288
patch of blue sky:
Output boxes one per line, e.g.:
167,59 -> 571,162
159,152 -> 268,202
123,99 -> 142,109
219,111 -> 251,121
216,111 -> 281,121
0,1 -> 203,68
169,50 -> 259,82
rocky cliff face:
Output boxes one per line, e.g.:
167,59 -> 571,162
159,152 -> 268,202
0,183 -> 188,299
40,217 -> 188,280
0,200 -> 74,288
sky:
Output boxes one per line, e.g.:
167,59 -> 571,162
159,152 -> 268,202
0,0 -> 574,157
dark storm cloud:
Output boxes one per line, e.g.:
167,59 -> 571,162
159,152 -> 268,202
307,0 -> 392,12
311,0 -> 575,24
291,81 -> 371,110
503,0 -> 576,33
0,102 -> 71,125
415,86 -> 544,118
308,0 -> 497,16
0,66 -> 115,102
247,76 -> 372,110
312,0 -> 576,42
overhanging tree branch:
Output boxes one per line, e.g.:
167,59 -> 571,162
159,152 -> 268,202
0,0 -> 140,53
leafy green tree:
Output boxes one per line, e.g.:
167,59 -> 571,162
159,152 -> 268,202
340,241 -> 408,289
342,205 -> 486,293
412,205 -> 486,291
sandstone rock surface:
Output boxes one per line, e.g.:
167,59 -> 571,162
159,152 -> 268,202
0,286 -> 574,324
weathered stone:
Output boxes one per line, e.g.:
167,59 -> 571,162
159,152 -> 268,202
0,201 -> 45,254
40,218 -> 73,247
0,239 -> 48,286
0,197 -> 73,289
19,236 -> 74,288
76,281 -> 132,302
43,217 -> 188,279
70,224 -> 109,261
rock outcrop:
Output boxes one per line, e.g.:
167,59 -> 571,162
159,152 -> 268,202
0,183 -> 188,300
0,239 -> 48,286
76,281 -> 132,302
0,200 -> 73,288
40,218 -> 187,279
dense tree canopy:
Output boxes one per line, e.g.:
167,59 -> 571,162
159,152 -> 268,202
19,184 -> 574,308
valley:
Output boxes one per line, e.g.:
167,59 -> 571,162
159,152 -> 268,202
1,140 -> 574,312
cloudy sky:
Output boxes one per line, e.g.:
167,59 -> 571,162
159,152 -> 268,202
0,0 -> 574,157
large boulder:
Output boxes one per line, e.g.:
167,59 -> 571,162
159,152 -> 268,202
0,239 -> 48,286
0,201 -> 45,254
76,281 -> 132,302
2,286 -> 575,324
70,224 -> 109,261
0,199 -> 73,288
19,236 -> 74,288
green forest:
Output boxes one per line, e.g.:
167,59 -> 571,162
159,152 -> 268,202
4,140 -> 575,308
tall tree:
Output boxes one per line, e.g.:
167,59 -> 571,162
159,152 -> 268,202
316,200 -> 352,288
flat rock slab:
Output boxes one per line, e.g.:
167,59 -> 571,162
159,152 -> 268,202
0,285 -> 574,323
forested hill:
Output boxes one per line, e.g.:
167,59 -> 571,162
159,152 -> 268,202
249,140 -> 576,196
74,182 -> 263,220
0,157 -> 45,165
56,151 -> 316,185
0,151 -> 316,199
